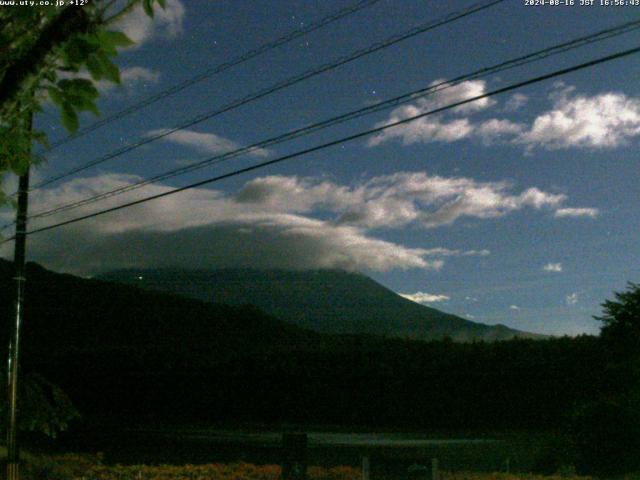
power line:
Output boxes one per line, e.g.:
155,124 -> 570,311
29,0 -> 505,192
46,0 -> 384,150
19,17 -> 640,224
10,44 -> 639,242
3,17 -> 638,231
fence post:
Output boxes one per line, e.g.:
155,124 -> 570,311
282,432 -> 307,480
431,458 -> 438,480
362,455 -> 370,480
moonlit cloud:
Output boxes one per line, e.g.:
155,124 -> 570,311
416,184 -> 565,228
554,208 -> 599,218
113,0 -> 185,47
369,80 -> 640,152
504,93 -> 528,112
13,218 -> 444,275
519,89 -> 640,149
237,172 -> 570,229
483,85 -> 640,150
421,248 -> 490,257
400,292 -> 450,304
368,80 -> 494,146
149,129 -> 270,157
103,66 -> 160,93
476,119 -> 524,144
566,293 -> 579,306
120,67 -> 161,86
0,170 -> 592,276
236,175 -> 350,212
56,67 -> 161,94
543,263 -> 563,272
1,174 -> 481,275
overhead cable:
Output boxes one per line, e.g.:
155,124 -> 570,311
46,0 -> 384,150
30,0 -> 505,191
10,44 -> 639,241
20,18 -> 640,223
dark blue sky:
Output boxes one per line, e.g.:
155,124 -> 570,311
3,0 -> 639,336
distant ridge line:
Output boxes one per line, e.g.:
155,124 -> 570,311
99,267 -> 548,342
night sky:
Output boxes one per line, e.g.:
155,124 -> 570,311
2,0 -> 639,336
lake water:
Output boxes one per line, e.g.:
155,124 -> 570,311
133,429 -> 498,448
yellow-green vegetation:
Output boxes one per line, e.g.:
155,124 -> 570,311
443,475 -> 591,480
19,454 -> 595,480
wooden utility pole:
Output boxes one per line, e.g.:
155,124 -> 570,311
6,115 -> 32,480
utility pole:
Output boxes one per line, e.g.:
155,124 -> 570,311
6,114 -> 32,480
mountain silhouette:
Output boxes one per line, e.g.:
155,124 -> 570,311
99,268 -> 545,341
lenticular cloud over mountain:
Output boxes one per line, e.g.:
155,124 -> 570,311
0,170 -> 596,276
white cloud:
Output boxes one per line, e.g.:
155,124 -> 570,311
554,208 -> 599,218
56,66 -> 161,94
421,248 -> 490,257
369,80 -> 640,152
476,119 -> 524,144
149,129 -> 270,157
3,170 -> 590,275
2,173 -> 481,275
483,84 -> 640,150
236,175 -> 350,212
120,67 -> 161,86
566,292 -> 579,306
509,305 -> 520,310
400,292 -> 450,304
504,93 -> 528,112
543,263 -> 563,272
368,80 -> 494,146
113,0 -> 185,47
519,89 -> 640,149
13,217 -> 444,275
417,185 -> 565,228
236,172 -> 569,230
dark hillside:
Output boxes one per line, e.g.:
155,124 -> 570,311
0,260 -> 603,430
99,268 -> 545,342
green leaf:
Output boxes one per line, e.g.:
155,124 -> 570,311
57,79 -> 99,113
61,102 -> 79,133
84,101 -> 100,116
61,37 -> 97,67
72,96 -> 99,116
61,42 -> 82,66
43,68 -> 56,83
77,37 -> 98,58
47,87 -> 64,106
85,55 -> 105,81
157,0 -> 167,8
101,30 -> 135,49
143,0 -> 154,17
11,140 -> 32,176
32,130 -> 50,150
95,55 -> 120,84
55,79 -> 100,117
58,78 -> 99,98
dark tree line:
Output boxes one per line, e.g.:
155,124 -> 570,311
1,261 -> 638,475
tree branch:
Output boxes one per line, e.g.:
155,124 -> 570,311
104,0 -> 141,25
0,7 -> 94,112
